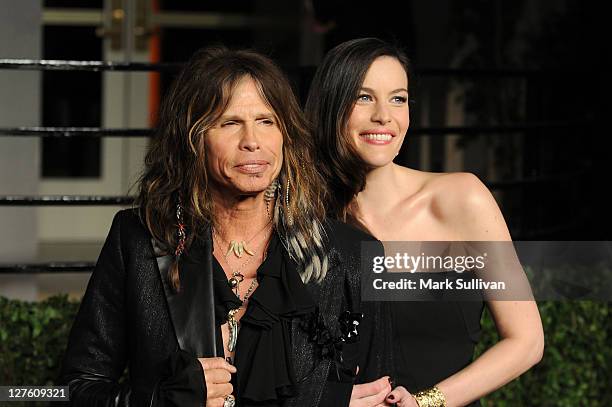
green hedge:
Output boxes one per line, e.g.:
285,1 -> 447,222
1,296 -> 610,405
0,295 -> 79,387
476,301 -> 611,406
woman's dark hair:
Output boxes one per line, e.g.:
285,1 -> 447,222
134,46 -> 328,291
305,37 -> 411,225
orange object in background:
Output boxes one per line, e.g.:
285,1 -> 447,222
148,0 -> 160,127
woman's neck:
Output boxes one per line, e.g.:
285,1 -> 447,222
356,162 -> 404,211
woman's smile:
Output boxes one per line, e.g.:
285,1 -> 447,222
359,129 -> 396,145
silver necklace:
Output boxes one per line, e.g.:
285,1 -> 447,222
227,277 -> 258,352
214,230 -> 271,353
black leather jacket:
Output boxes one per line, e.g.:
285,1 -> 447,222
59,208 -> 392,406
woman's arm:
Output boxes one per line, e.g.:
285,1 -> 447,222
350,299 -> 394,407
352,238 -> 394,406
390,173 -> 544,406
433,300 -> 543,407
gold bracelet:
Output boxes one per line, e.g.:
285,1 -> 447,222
413,386 -> 446,407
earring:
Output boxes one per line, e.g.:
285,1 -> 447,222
264,179 -> 279,219
175,198 -> 186,258
285,178 -> 293,225
264,179 -> 279,202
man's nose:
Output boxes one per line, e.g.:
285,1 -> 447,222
239,123 -> 259,151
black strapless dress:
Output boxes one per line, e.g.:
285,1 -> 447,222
391,275 -> 485,407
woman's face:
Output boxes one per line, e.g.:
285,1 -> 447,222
205,76 -> 283,198
346,56 -> 409,168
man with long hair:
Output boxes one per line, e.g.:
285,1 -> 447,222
60,46 -> 391,407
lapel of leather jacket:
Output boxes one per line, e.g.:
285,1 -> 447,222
154,226 -> 217,358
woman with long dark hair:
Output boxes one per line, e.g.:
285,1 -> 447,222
306,38 -> 544,407
60,46 -> 390,407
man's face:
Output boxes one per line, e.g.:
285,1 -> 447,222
205,76 -> 283,198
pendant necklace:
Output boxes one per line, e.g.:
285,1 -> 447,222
215,219 -> 272,259
212,224 -> 272,353
226,277 -> 258,352
214,221 -> 271,296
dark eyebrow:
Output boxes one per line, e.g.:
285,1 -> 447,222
360,86 -> 408,94
217,115 -> 242,122
217,112 -> 276,122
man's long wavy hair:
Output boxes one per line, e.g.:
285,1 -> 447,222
135,46 -> 328,292
305,38 -> 411,230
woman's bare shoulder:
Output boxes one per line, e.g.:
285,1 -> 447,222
394,166 -> 444,192
396,169 -> 510,240
436,172 -> 510,240
428,171 -> 485,197
394,167 -> 475,203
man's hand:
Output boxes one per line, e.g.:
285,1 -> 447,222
198,357 -> 236,407
350,376 -> 392,407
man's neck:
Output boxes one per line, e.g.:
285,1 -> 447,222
211,190 -> 271,241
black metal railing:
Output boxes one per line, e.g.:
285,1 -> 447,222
0,59 -> 590,273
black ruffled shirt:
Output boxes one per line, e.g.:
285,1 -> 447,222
212,230 -> 317,406
154,229 -> 365,407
